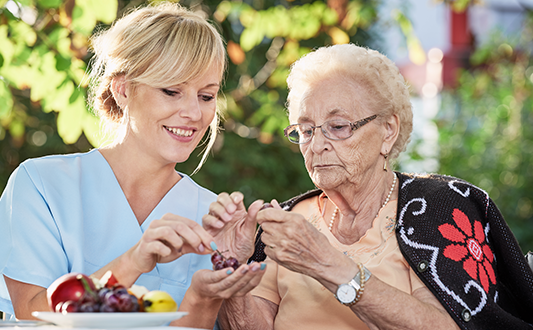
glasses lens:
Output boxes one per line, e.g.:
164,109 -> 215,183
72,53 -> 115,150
324,120 -> 353,140
285,124 -> 313,144
285,126 -> 301,143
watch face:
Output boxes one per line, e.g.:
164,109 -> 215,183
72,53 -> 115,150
336,283 -> 357,303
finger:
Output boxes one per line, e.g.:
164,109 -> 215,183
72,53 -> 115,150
219,263 -> 267,297
155,216 -> 210,255
256,208 -> 287,226
215,192 -> 242,221
188,221 -> 216,254
203,202 -> 227,231
270,199 -> 282,209
144,220 -> 184,251
228,191 -> 244,212
170,220 -> 213,254
140,239 -> 173,258
244,199 -> 263,235
208,202 -> 231,222
202,213 -> 224,233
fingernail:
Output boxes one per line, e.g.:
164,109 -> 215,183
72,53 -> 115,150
241,268 -> 248,274
252,264 -> 260,272
198,244 -> 205,252
226,269 -> 233,275
260,263 -> 266,271
210,241 -> 218,251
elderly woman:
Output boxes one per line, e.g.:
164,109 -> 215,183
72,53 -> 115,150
204,44 -> 533,329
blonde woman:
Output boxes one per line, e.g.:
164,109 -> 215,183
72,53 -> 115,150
0,2 -> 265,327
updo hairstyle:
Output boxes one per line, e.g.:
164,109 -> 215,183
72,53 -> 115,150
286,44 -> 413,160
88,1 -> 226,168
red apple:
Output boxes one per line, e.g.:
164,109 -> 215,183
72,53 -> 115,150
47,273 -> 97,312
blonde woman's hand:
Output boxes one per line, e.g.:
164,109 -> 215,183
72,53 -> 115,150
129,213 -> 215,274
188,262 -> 267,301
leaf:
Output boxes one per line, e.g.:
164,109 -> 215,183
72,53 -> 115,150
9,20 -> 37,46
240,27 -> 263,52
37,0 -> 61,8
9,118 -> 24,138
0,79 -> 13,118
47,27 -> 71,56
71,4 -> 97,35
57,89 -> 85,144
0,26 -> 15,65
87,0 -> 117,24
30,52 -> 67,102
42,79 -> 74,113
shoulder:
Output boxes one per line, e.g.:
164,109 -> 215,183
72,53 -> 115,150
6,150 -> 100,191
396,172 -> 490,216
19,150 -> 101,176
280,189 -> 322,211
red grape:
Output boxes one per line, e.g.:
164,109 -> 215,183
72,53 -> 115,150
225,257 -> 240,270
214,261 -> 225,270
260,203 -> 273,210
211,250 -> 241,271
211,253 -> 223,264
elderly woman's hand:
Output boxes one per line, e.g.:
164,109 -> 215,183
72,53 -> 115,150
202,192 -> 264,263
257,208 -> 351,281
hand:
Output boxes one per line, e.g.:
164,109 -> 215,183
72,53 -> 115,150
188,262 -> 267,300
202,192 -> 264,263
257,208 -> 350,281
129,213 -> 215,274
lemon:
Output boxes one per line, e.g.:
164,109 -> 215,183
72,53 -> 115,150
142,290 -> 178,312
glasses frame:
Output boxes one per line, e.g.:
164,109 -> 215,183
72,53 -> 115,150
284,114 -> 378,144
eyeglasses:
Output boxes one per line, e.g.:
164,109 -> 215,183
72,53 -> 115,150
284,114 -> 378,144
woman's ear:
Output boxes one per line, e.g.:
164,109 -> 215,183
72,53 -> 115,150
381,113 -> 400,154
110,75 -> 128,109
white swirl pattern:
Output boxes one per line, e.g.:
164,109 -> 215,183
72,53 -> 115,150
398,179 -> 489,317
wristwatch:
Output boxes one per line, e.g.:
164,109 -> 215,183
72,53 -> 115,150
335,265 -> 372,306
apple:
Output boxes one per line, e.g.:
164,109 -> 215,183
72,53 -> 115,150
47,273 -> 97,312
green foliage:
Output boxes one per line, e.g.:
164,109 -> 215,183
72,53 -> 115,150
437,13 -> 533,253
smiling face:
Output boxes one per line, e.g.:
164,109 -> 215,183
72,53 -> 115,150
115,67 -> 220,166
297,75 -> 386,190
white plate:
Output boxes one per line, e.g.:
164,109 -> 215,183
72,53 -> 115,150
31,311 -> 187,328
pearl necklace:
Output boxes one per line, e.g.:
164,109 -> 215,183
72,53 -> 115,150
328,172 -> 397,232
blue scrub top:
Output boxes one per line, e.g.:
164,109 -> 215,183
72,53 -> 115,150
0,149 -> 216,315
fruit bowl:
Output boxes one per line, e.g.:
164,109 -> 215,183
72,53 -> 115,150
31,311 -> 187,328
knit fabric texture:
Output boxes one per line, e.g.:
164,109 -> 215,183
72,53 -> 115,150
249,172 -> 533,329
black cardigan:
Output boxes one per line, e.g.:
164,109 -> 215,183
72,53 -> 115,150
250,172 -> 533,329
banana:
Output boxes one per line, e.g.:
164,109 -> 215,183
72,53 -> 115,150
142,290 -> 178,313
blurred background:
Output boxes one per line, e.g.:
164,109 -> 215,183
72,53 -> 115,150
0,0 -> 532,255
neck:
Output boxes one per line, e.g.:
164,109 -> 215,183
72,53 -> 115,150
326,171 -> 397,244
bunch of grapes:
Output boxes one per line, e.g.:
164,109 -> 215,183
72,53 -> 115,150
211,251 -> 241,271
56,285 -> 140,313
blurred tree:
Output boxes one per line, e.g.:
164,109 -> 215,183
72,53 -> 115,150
437,11 -> 533,253
1,0 -> 390,204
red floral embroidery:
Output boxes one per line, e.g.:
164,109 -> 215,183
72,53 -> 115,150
438,209 -> 496,292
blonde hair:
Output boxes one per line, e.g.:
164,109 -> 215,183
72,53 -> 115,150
88,1 -> 226,171
286,44 -> 412,159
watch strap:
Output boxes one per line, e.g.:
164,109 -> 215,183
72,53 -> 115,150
335,263 -> 371,306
